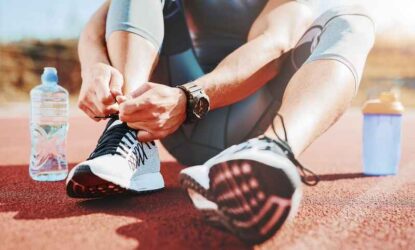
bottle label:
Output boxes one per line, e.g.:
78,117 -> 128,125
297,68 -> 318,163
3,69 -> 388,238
30,123 -> 68,171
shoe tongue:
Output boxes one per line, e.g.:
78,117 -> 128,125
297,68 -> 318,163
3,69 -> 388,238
104,117 -> 122,131
87,118 -> 129,160
107,119 -> 123,131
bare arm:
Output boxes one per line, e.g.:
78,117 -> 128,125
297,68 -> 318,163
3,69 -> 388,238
77,1 -> 124,121
191,1 -> 313,109
78,1 -> 110,71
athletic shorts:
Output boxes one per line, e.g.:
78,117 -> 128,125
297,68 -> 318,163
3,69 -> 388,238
106,1 -> 375,165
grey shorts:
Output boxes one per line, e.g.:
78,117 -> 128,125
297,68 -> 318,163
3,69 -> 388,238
106,1 -> 375,165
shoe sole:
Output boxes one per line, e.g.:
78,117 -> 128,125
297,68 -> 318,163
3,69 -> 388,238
66,165 -> 163,199
180,159 -> 300,244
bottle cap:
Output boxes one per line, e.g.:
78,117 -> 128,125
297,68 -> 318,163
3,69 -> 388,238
362,92 -> 404,115
41,67 -> 58,84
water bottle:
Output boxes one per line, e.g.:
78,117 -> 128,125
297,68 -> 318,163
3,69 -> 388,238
30,67 -> 69,181
362,92 -> 404,175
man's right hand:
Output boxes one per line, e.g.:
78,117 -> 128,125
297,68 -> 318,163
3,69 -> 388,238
78,63 -> 124,121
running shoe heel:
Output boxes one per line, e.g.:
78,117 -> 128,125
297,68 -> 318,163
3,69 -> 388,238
208,159 -> 299,244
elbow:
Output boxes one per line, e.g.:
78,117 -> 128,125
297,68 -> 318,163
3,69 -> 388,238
261,32 -> 291,58
261,2 -> 313,58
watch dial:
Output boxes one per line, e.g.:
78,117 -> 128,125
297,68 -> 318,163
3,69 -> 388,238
194,97 -> 210,118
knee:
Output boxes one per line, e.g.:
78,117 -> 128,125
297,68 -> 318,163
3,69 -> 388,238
323,5 -> 376,47
306,5 -> 376,91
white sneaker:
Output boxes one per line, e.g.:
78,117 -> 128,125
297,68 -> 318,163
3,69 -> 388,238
66,116 -> 164,198
180,134 -> 318,244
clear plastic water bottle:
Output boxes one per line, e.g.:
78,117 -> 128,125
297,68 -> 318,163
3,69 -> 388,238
30,67 -> 69,181
362,92 -> 404,175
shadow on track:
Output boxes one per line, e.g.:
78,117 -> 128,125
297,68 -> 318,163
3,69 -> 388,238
314,172 -> 375,182
0,162 -> 250,250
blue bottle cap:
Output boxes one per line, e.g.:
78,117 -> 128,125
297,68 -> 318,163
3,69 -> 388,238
41,67 -> 58,84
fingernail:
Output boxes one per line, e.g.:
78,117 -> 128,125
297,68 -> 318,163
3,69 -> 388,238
111,89 -> 122,97
116,95 -> 127,103
136,131 -> 142,140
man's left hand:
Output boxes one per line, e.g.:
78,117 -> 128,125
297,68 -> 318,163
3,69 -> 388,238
118,82 -> 187,142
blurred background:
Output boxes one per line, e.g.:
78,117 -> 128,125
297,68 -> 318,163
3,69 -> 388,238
0,0 -> 414,111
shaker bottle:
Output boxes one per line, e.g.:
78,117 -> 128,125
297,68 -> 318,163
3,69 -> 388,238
362,92 -> 404,175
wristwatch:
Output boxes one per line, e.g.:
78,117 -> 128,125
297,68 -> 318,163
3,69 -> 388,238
177,83 -> 210,123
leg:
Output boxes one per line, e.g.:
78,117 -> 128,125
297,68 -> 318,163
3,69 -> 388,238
107,33 -> 159,94
105,0 -> 164,93
265,6 -> 375,156
179,5 -> 375,244
266,60 -> 355,156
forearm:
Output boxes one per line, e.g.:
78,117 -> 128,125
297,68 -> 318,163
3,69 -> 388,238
78,1 -> 110,77
107,33 -> 159,94
105,0 -> 164,94
192,1 -> 312,110
194,34 -> 286,109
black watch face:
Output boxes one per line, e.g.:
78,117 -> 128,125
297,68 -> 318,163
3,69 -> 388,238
193,97 -> 210,119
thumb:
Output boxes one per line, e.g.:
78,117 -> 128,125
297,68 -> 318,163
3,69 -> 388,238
109,69 -> 124,97
137,130 -> 159,142
127,82 -> 153,99
116,95 -> 128,104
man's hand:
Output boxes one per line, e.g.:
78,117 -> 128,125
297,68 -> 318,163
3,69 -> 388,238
118,82 -> 187,142
78,63 -> 124,121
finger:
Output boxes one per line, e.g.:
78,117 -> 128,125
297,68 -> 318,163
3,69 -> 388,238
119,110 -> 155,123
136,130 -> 154,142
96,90 -> 115,106
137,130 -> 169,142
79,95 -> 101,116
127,83 -> 152,98
119,98 -> 147,115
86,107 -> 101,122
79,103 -> 100,122
94,76 -> 115,106
116,95 -> 127,104
136,130 -> 158,142
128,118 -> 178,133
93,92 -> 119,116
160,119 -> 182,132
81,92 -> 107,118
109,69 -> 124,97
101,94 -> 116,106
91,93 -> 112,117
105,102 -> 120,114
126,121 -> 153,132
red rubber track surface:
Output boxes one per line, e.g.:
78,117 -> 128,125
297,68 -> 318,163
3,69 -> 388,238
0,109 -> 414,249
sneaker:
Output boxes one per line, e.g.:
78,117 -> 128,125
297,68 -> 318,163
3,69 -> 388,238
179,114 -> 319,244
66,115 -> 164,198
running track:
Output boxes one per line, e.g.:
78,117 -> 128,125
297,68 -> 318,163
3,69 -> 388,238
0,109 -> 414,249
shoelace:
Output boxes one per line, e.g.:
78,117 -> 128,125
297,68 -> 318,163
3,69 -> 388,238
88,115 -> 154,168
270,113 -> 320,186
